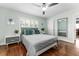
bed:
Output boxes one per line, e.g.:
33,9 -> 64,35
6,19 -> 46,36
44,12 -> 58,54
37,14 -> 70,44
21,28 -> 58,56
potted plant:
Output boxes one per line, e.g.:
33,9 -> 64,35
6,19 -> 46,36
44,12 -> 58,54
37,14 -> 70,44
14,29 -> 19,34
41,28 -> 45,31
41,28 -> 45,34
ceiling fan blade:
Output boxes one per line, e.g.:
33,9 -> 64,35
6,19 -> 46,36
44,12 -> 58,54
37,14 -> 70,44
43,3 -> 46,5
48,3 -> 58,7
43,11 -> 45,15
32,3 -> 41,7
42,3 -> 47,7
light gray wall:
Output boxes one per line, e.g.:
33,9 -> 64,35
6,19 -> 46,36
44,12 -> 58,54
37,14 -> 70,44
0,7 -> 47,45
47,9 -> 79,43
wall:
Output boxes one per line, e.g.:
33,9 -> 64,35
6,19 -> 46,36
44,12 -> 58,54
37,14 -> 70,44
0,7 -> 47,45
47,9 -> 79,43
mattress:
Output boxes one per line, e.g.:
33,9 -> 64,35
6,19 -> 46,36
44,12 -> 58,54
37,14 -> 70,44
22,34 -> 57,52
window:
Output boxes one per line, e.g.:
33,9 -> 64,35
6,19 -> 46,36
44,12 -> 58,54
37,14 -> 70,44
34,20 -> 38,27
30,20 -> 34,27
57,18 -> 68,37
30,20 -> 38,28
25,20 -> 30,27
19,18 -> 39,28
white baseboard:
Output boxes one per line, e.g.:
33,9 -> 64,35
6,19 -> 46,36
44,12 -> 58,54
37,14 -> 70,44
58,36 -> 74,43
0,43 -> 5,45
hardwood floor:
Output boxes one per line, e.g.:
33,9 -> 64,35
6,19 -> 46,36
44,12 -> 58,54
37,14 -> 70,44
0,40 -> 79,56
0,43 -> 27,56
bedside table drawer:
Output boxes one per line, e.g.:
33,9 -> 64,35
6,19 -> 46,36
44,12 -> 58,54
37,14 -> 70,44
6,36 -> 19,44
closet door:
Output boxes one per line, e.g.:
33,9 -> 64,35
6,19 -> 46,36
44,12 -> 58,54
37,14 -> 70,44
57,18 -> 68,37
47,19 -> 54,35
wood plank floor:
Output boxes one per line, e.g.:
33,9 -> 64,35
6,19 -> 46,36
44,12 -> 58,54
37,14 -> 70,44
0,40 -> 79,56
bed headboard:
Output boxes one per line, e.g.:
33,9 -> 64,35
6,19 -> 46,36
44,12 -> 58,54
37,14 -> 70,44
21,28 -> 40,35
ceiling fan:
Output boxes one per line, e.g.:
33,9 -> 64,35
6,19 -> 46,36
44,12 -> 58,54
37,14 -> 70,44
33,3 -> 58,15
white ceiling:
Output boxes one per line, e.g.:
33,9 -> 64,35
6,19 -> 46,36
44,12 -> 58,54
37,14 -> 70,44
0,3 -> 79,18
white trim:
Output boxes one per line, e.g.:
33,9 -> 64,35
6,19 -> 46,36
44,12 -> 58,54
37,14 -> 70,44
58,36 -> 74,43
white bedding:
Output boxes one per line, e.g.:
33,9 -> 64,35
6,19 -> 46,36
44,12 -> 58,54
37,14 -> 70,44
22,34 -> 56,45
22,34 -> 57,56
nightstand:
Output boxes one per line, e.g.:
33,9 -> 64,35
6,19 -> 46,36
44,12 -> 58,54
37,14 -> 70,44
5,35 -> 20,45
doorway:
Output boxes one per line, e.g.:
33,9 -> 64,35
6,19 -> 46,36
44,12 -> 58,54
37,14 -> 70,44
75,18 -> 79,48
76,18 -> 79,38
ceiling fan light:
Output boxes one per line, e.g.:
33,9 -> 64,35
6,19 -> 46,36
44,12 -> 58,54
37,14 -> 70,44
42,7 -> 47,11
42,7 -> 46,11
42,6 -> 48,11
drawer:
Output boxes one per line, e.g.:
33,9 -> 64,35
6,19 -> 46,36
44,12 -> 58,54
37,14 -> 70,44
58,32 -> 67,37
6,36 -> 19,44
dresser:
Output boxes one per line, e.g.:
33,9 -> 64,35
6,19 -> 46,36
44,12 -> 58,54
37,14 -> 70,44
5,35 -> 20,45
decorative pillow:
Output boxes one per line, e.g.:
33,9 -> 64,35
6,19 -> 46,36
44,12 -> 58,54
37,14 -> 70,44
32,29 -> 35,34
34,28 -> 40,34
21,28 -> 40,35
21,28 -> 32,35
28,29 -> 33,35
